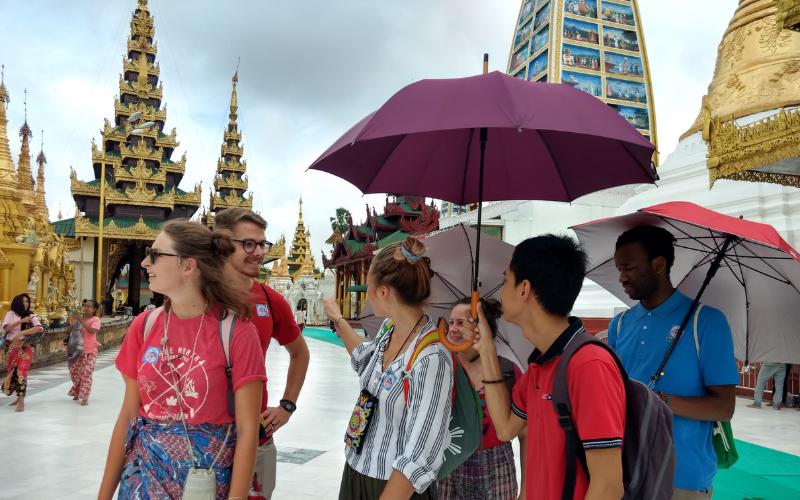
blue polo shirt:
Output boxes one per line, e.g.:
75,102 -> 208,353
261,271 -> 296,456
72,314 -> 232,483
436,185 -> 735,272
608,290 -> 738,491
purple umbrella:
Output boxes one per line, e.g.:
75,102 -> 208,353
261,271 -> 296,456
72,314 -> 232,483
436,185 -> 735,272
310,69 -> 656,349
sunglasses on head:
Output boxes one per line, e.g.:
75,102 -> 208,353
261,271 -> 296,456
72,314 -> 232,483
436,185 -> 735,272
232,239 -> 273,254
145,247 -> 180,264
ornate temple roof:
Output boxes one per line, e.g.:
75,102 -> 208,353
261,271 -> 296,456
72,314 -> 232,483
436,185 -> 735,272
683,0 -> 800,187
0,65 -> 14,181
63,0 -> 201,239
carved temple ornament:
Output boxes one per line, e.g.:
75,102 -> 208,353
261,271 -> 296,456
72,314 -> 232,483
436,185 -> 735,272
122,57 -> 159,79
776,0 -> 800,31
173,184 -> 202,205
224,129 -> 242,143
162,152 -> 187,174
120,141 -> 162,162
213,190 -> 253,209
221,142 -> 244,157
126,38 -> 157,57
705,106 -> 800,188
74,212 -> 159,240
119,75 -> 163,101
115,99 -> 166,123
218,156 -> 246,173
114,158 -> 166,186
214,173 -> 248,191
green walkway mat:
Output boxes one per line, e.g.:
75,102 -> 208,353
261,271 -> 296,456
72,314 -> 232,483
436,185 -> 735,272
302,327 -> 344,347
713,440 -> 800,499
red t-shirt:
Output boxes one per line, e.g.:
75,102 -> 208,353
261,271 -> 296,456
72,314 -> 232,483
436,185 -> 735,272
511,344 -> 625,500
116,308 -> 266,425
248,281 -> 301,441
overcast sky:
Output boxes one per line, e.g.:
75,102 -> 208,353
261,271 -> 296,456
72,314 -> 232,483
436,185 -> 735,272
0,0 -> 735,258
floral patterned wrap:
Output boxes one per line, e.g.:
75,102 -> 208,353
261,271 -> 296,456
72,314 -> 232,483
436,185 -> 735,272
118,417 -> 236,499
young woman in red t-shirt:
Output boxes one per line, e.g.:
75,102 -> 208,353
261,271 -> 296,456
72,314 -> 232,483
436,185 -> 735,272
437,298 -> 527,500
98,221 -> 266,500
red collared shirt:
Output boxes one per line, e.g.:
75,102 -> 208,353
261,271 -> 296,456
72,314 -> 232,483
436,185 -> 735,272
511,319 -> 625,500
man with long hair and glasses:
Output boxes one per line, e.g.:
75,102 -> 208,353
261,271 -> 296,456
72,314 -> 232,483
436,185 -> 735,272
214,208 -> 310,500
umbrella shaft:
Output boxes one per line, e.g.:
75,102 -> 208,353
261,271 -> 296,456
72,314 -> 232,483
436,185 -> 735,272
650,235 -> 737,386
473,127 -> 488,292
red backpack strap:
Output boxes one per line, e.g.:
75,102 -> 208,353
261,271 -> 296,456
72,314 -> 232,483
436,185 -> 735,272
402,328 -> 442,402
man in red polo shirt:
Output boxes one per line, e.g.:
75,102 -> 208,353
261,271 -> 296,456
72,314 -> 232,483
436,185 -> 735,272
465,235 -> 626,500
215,208 -> 310,500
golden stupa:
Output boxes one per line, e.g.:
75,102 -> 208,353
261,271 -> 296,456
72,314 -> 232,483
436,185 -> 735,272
0,69 -> 76,319
684,0 -> 800,187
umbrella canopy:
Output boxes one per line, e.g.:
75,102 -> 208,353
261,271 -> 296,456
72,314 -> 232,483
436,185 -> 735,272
308,71 -> 656,204
572,201 -> 800,363
359,224 -> 534,367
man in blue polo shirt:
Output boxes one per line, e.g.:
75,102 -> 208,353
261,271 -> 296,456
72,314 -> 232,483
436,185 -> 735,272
609,225 -> 738,500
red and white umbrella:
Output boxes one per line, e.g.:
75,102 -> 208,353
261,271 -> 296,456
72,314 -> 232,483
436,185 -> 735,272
572,201 -> 800,364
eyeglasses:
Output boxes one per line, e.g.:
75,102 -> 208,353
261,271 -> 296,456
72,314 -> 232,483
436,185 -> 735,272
145,247 -> 180,264
232,239 -> 273,254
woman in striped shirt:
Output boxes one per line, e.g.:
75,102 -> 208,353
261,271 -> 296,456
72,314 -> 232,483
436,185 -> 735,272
324,236 -> 453,500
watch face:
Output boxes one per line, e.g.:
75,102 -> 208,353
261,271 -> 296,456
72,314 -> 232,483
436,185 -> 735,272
281,400 -> 296,412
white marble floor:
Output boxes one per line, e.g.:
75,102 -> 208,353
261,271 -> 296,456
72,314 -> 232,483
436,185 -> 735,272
0,337 -> 797,499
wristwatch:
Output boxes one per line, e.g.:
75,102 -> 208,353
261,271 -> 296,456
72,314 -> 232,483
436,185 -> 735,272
279,399 -> 297,413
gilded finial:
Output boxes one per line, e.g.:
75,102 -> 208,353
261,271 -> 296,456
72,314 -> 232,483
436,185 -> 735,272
37,129 -> 46,165
19,89 -> 31,139
0,64 -> 8,106
233,57 -> 240,83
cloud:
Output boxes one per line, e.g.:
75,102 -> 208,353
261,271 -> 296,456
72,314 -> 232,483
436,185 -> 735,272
1,0 -> 733,258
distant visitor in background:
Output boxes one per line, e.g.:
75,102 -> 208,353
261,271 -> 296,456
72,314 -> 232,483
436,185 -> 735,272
437,297 -> 526,500
67,299 -> 101,406
98,221 -> 265,500
325,237 -> 453,500
748,362 -> 787,410
294,308 -> 307,331
215,207 -> 310,500
1,293 -> 44,412
610,225 -> 738,499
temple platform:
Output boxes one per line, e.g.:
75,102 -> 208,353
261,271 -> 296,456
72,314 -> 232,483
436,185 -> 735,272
0,335 -> 798,499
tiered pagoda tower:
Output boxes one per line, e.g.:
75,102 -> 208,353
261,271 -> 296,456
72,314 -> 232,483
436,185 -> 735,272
62,0 -> 201,312
287,198 -> 315,279
35,134 -> 49,221
204,68 -> 252,227
508,0 -> 657,158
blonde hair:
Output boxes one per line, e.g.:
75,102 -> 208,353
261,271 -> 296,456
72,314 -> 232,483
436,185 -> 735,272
161,220 -> 251,318
213,208 -> 267,232
369,236 -> 434,306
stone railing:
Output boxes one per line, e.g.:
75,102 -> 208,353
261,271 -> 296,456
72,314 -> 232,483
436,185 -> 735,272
0,317 -> 133,375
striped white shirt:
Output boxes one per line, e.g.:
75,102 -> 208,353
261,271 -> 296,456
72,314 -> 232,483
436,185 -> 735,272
345,317 -> 453,493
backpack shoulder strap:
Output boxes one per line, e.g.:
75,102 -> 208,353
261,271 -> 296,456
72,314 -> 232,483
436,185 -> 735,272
692,304 -> 704,359
219,311 -> 237,417
402,328 -> 442,402
142,306 -> 164,343
615,308 -> 629,336
551,330 -> 630,500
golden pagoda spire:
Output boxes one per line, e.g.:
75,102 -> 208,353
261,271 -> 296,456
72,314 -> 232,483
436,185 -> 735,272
17,89 -> 35,209
0,64 -> 15,180
35,129 -> 48,221
229,59 -> 239,124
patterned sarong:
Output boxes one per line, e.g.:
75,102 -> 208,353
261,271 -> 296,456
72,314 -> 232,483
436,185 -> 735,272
119,417 -> 236,499
437,442 -> 518,500
2,344 -> 33,398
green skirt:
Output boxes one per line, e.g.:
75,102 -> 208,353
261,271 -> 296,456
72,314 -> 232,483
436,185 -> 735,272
339,463 -> 438,500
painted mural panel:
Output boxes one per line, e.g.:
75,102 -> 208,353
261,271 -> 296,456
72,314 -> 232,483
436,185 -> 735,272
515,18 -> 534,47
511,42 -> 531,71
563,17 -> 599,44
564,0 -> 598,19
601,1 -> 635,26
519,0 -> 535,24
605,51 -> 643,77
603,25 -> 639,52
532,25 -> 550,54
528,50 -> 549,79
609,103 -> 649,130
534,2 -> 552,32
606,77 -> 647,103
562,71 -> 602,97
514,67 -> 527,80
561,44 -> 601,72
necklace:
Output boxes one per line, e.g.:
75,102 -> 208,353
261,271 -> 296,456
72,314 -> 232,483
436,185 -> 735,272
382,314 -> 426,372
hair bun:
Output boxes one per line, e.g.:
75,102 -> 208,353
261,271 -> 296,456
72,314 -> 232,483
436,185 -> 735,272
210,229 -> 235,258
395,236 -> 426,264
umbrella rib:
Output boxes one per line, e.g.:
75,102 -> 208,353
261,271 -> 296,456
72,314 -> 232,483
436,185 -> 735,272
674,252 -> 717,290
537,130 -> 571,200
720,254 -> 745,287
732,242 -> 751,365
434,273 -> 468,300
458,130 -> 476,206
733,242 -> 800,292
586,255 -> 615,276
660,218 -> 719,254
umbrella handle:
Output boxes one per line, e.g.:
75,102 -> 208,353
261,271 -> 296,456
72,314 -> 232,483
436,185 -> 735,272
436,292 -> 480,353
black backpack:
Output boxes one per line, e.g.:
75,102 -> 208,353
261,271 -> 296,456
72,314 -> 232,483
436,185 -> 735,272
551,332 -> 675,500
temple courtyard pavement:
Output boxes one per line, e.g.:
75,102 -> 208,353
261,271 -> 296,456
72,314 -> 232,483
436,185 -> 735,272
0,330 -> 799,499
